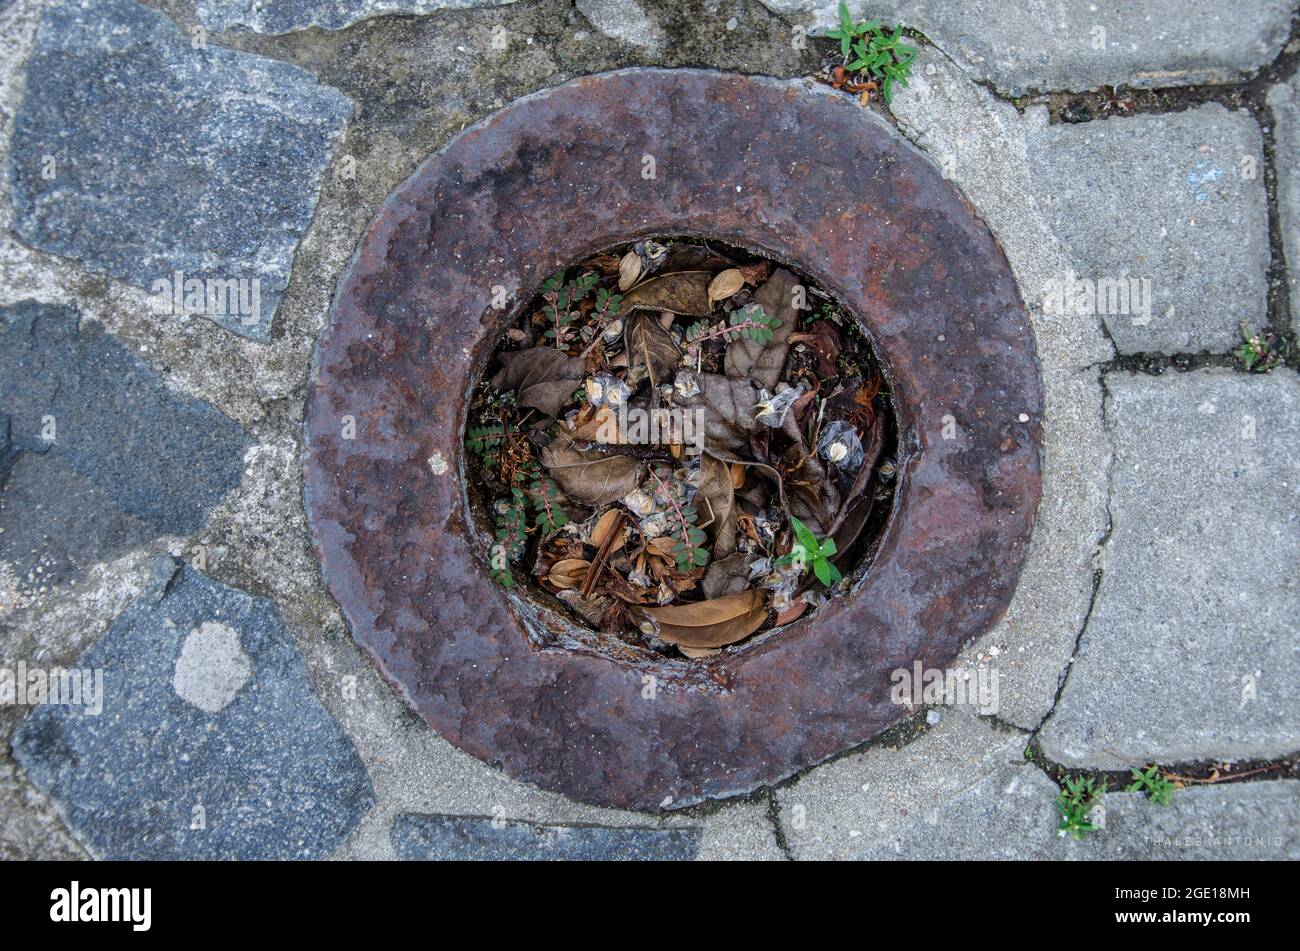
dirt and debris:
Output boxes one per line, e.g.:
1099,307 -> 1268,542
467,238 -> 897,658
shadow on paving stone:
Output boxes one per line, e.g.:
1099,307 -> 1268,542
11,556 -> 374,859
391,814 -> 701,861
0,301 -> 250,586
6,0 -> 352,340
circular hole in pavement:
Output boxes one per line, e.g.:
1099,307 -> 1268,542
465,235 -> 900,662
304,69 -> 1043,810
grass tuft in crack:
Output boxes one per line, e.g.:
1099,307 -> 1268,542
822,2 -> 917,104
1236,322 -> 1289,372
1056,775 -> 1106,840
1125,765 -> 1179,805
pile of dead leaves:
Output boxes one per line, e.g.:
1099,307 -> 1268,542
468,239 -> 895,658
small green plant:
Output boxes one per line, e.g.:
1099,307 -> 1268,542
1056,775 -> 1105,840
776,515 -> 843,587
581,286 -> 623,346
650,467 -> 709,571
490,489 -> 529,586
826,2 -> 917,103
528,475 -> 569,535
468,423 -> 513,468
685,304 -> 781,347
487,464 -> 570,586
1237,323 -> 1286,372
541,269 -> 599,348
1125,766 -> 1177,805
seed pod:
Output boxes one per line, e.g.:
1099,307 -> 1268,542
618,251 -> 642,291
707,268 -> 744,306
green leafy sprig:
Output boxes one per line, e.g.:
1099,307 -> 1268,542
775,515 -> 842,587
650,468 -> 709,572
1125,766 -> 1177,805
1056,775 -> 1105,840
685,304 -> 782,347
826,2 -> 917,103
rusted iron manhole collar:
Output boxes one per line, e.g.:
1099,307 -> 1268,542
304,69 -> 1043,811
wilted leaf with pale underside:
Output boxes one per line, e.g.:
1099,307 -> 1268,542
640,588 -> 768,649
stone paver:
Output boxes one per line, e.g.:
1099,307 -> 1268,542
1040,370 -> 1300,769
198,0 -> 517,34
12,557 -> 374,859
1067,781 -> 1300,860
0,301 -> 250,589
576,0 -> 663,51
1269,72 -> 1300,336
891,49 -> 1112,729
1028,105 -> 1269,354
0,453 -> 155,597
7,0 -> 351,340
765,1 -> 1294,96
391,813 -> 701,860
777,709 -> 1064,859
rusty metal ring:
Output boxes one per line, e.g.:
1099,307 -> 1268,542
304,69 -> 1042,810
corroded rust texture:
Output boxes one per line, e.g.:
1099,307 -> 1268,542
304,69 -> 1043,810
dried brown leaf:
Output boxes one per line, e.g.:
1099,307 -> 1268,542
590,508 -> 625,550
548,558 -> 590,590
556,589 -> 611,625
737,260 -> 771,285
773,598 -> 809,626
696,455 -> 737,558
678,373 -> 762,450
701,552 -> 751,600
541,427 -> 642,507
490,348 -> 584,418
625,311 -> 681,385
789,321 -> 842,378
663,244 -> 736,272
678,645 -> 721,659
620,271 -> 713,318
781,409 -> 842,536
640,588 -> 768,649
